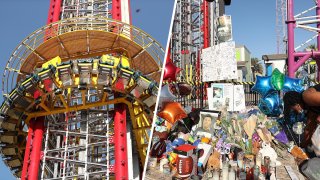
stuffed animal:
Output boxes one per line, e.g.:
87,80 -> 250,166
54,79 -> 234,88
207,150 -> 221,170
259,142 -> 281,166
252,141 -> 260,155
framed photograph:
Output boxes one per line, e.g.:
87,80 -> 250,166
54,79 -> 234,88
193,110 -> 221,138
217,15 -> 233,42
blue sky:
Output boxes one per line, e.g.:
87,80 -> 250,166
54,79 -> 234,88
0,0 -> 318,179
227,0 -> 317,59
0,0 -> 173,179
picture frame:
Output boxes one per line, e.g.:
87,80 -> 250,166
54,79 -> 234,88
192,110 -> 221,138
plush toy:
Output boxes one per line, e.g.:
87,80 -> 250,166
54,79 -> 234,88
207,150 -> 221,170
259,142 -> 281,166
252,140 -> 260,155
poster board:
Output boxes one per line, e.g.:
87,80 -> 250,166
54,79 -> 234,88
201,41 -> 238,82
233,85 -> 246,111
207,83 -> 245,112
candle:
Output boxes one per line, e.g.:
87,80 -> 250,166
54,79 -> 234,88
228,165 -> 236,180
237,152 -> 244,170
222,162 -> 229,180
269,161 -> 277,180
256,152 -> 262,168
253,165 -> 260,180
159,158 -> 169,172
264,156 -> 270,167
246,167 -> 254,180
212,168 -> 220,180
264,156 -> 271,179
148,157 -> 157,168
239,170 -> 246,180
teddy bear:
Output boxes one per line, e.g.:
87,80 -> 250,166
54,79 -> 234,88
259,142 -> 281,166
207,150 -> 221,170
252,140 -> 260,155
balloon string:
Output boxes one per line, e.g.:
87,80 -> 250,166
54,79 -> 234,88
190,65 -> 193,85
286,124 -> 298,146
180,120 -> 192,133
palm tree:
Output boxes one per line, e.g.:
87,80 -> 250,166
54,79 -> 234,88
251,57 -> 264,80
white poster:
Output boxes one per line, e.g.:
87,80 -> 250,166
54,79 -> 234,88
207,83 -> 246,112
233,85 -> 246,112
201,41 -> 238,82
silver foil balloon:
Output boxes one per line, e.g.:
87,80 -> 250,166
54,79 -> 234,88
158,84 -> 177,107
292,122 -> 305,135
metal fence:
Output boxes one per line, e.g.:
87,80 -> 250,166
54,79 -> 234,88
174,82 -> 260,109
242,83 -> 261,106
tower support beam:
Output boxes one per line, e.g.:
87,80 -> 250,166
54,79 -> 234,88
287,0 -> 295,77
21,124 -> 34,180
47,0 -> 62,24
114,104 -> 128,180
21,118 -> 45,180
287,0 -> 320,78
112,1 -> 130,179
316,0 -> 320,80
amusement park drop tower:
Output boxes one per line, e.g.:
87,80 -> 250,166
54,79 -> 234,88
0,0 -> 164,179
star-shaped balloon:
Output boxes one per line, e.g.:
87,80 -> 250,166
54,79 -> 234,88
271,68 -> 285,90
283,76 -> 304,92
163,61 -> 181,81
252,75 -> 276,97
158,102 -> 187,124
258,92 -> 283,116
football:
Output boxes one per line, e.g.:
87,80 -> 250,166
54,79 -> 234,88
176,155 -> 193,179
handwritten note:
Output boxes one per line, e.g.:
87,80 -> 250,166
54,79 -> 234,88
201,41 -> 238,82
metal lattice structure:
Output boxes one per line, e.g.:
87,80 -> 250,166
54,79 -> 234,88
41,110 -> 114,179
61,0 -> 112,19
169,0 -> 223,108
276,0 -> 287,54
0,1 -> 164,179
287,0 -> 320,79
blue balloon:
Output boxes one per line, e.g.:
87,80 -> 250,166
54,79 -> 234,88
258,93 -> 283,116
283,76 -> 304,93
252,76 -> 276,97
